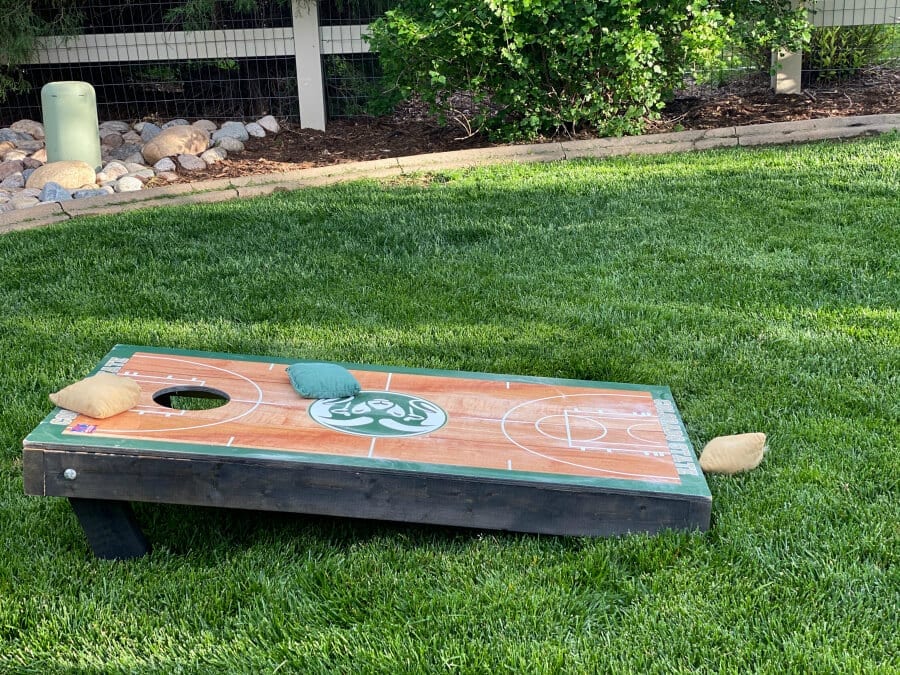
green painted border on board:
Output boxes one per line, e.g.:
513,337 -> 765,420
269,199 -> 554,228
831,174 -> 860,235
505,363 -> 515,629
25,344 -> 711,500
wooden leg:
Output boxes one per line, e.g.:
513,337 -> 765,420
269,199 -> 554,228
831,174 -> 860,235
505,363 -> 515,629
68,498 -> 152,560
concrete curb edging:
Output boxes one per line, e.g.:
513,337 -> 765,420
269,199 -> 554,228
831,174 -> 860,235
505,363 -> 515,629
2,113 -> 897,235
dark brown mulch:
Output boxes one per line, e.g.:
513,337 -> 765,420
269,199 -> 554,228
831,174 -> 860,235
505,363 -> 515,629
178,68 -> 899,183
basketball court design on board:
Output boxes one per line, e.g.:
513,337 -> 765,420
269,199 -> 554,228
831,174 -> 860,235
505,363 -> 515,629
24,345 -> 711,558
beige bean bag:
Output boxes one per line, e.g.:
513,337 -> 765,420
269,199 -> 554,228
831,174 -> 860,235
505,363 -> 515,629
49,372 -> 141,419
699,432 -> 767,475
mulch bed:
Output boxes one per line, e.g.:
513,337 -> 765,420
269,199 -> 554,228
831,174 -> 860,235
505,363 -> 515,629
178,67 -> 900,183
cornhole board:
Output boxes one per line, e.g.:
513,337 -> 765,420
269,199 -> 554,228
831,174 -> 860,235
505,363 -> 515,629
23,345 -> 711,559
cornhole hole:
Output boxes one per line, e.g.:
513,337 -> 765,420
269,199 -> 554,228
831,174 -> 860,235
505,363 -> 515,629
23,345 -> 711,559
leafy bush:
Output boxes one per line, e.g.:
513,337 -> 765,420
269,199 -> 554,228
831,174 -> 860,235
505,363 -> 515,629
163,0 -> 292,31
805,24 -> 896,82
368,0 -> 809,140
0,0 -> 81,103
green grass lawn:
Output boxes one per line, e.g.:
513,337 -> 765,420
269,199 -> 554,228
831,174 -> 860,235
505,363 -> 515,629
1,135 -> 898,673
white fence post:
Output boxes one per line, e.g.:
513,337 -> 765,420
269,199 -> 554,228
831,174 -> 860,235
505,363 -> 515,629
291,0 -> 327,130
772,49 -> 803,94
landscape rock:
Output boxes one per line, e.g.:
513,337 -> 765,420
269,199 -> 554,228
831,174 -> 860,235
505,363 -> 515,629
200,147 -> 227,165
177,154 -> 207,171
153,157 -> 177,172
0,160 -> 24,181
25,160 -> 97,190
192,119 -> 218,134
100,121 -> 131,134
215,136 -> 244,152
104,143 -> 143,162
15,140 -> 44,152
10,195 -> 39,209
257,115 -> 280,134
10,119 -> 45,139
101,132 -> 124,148
162,118 -> 190,129
115,176 -> 144,192
142,125 -> 210,164
39,182 -> 73,202
0,129 -> 33,144
126,169 -> 156,182
96,161 -> 129,182
123,152 -> 145,165
245,122 -> 265,138
0,115 -> 267,211
212,121 -> 249,143
0,173 -> 25,189
140,123 -> 163,143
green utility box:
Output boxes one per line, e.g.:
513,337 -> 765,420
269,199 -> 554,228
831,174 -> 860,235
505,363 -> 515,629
41,81 -> 102,170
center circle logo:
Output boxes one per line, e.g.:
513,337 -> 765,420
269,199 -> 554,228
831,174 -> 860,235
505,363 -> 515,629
309,391 -> 447,438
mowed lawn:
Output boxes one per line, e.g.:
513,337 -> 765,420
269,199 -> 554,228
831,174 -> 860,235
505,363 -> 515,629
1,135 -> 897,673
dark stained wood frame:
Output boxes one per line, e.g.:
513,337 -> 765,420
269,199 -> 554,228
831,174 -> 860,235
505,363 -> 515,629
24,445 -> 710,559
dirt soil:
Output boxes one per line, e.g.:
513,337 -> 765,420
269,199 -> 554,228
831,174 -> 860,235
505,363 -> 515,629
181,68 -> 899,182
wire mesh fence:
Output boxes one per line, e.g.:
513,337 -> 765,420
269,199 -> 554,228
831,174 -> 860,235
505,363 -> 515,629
1,0 -> 897,127
319,0 -> 391,119
683,9 -> 899,94
2,0 -> 299,124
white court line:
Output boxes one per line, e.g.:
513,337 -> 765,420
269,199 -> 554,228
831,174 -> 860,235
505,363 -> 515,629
133,407 -> 186,418
573,446 -> 670,457
627,423 -> 668,444
384,373 -> 393,391
268,363 -> 276,371
368,438 -> 376,458
125,373 -> 207,386
452,415 -> 668,448
500,393 -> 679,482
111,355 -> 265,434
227,436 -> 235,447
507,459 -> 512,470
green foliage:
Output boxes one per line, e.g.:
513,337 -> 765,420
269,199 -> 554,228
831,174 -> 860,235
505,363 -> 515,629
720,0 -> 812,56
162,0 -> 294,31
806,24 -> 897,81
323,55 -> 391,117
135,64 -> 181,83
0,0 -> 81,103
368,0 -> 809,141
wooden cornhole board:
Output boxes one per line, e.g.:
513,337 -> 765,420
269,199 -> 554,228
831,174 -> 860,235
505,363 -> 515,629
23,345 -> 711,558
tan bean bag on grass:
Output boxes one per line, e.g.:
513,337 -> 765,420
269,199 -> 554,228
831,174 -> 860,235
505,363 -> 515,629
698,432 -> 767,475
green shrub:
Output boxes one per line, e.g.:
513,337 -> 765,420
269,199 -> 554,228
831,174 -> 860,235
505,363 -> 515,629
805,24 -> 896,82
368,0 -> 809,141
0,0 -> 81,103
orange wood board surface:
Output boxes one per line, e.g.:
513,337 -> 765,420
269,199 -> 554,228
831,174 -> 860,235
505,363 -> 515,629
29,346 -> 707,494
